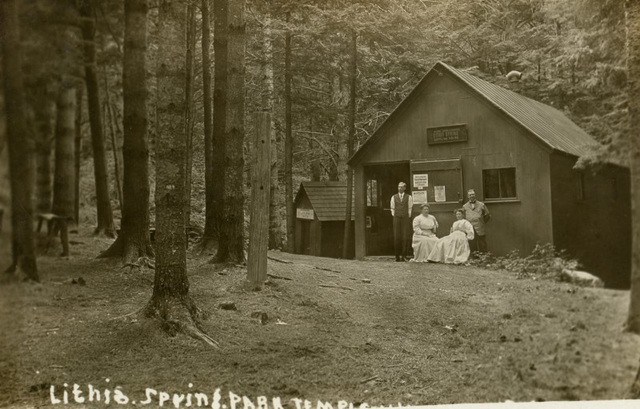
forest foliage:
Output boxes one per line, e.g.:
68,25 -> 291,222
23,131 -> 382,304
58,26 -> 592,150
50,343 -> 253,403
0,0 -> 629,237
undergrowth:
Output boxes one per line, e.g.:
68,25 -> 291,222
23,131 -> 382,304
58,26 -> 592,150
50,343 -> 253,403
468,243 -> 579,280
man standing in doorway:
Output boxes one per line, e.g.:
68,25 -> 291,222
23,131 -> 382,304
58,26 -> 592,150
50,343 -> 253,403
463,189 -> 491,253
391,182 -> 413,261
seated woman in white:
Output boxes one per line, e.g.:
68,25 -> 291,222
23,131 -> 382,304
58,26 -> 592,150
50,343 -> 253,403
409,204 -> 439,262
428,208 -> 475,264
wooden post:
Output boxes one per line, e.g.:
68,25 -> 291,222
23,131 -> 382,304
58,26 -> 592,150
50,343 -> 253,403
247,112 -> 271,289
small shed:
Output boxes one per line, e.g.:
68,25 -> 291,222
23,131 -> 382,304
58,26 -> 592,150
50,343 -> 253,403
294,181 -> 355,259
348,61 -> 631,288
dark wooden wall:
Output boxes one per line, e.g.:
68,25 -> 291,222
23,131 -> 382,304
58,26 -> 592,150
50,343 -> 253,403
550,154 -> 631,288
295,194 -> 321,256
321,221 -> 355,259
353,72 -> 554,259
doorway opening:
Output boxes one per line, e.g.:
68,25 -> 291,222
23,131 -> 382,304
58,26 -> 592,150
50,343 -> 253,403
363,162 -> 410,256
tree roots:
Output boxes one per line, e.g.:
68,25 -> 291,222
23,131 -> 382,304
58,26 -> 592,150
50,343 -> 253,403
143,296 -> 219,348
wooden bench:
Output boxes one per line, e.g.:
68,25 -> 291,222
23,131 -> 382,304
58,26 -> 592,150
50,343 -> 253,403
37,213 -> 71,256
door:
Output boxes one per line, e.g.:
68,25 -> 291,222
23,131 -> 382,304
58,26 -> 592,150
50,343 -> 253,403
364,162 -> 411,255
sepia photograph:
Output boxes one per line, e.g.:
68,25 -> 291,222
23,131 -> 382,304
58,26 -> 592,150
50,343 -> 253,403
1,0 -> 640,408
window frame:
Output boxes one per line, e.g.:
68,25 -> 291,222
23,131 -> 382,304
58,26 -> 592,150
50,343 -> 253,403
482,167 -> 518,201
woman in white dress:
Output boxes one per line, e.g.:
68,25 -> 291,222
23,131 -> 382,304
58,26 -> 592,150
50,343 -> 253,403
409,204 -> 439,262
428,209 -> 475,264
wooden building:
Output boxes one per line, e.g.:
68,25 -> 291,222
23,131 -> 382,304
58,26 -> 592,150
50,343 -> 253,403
348,62 -> 630,288
294,181 -> 355,259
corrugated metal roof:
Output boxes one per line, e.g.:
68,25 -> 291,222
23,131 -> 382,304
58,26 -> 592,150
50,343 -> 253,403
296,181 -> 355,221
440,62 -> 597,157
349,61 -> 598,165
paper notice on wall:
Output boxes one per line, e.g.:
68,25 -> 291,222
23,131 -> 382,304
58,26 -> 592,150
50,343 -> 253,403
413,190 -> 428,204
434,186 -> 446,202
413,174 -> 428,189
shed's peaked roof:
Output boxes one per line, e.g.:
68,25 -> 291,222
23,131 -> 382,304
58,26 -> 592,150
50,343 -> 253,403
349,61 -> 598,165
295,181 -> 354,221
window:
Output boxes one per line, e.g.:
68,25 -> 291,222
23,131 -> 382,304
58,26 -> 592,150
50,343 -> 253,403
366,179 -> 378,207
483,168 -> 516,199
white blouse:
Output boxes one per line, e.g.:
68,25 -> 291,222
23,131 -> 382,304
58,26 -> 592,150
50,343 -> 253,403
451,219 -> 475,240
413,214 -> 438,237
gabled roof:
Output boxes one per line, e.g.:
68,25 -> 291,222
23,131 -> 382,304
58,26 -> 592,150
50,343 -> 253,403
295,181 -> 355,221
349,61 -> 598,165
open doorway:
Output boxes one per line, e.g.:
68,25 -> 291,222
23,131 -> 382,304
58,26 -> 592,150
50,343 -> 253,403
363,162 -> 410,255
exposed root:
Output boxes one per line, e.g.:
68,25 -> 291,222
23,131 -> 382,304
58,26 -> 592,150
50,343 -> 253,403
144,295 -> 219,348
267,255 -> 293,264
99,235 -> 155,272
192,236 -> 218,256
121,257 -> 155,271
93,227 -> 117,238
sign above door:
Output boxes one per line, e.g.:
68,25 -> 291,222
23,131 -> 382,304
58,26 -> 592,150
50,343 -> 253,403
427,124 -> 468,145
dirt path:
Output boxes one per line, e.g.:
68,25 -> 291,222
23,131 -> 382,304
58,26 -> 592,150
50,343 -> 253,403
1,233 -> 639,407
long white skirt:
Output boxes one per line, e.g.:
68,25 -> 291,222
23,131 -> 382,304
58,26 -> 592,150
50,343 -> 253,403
410,234 -> 439,262
427,231 -> 470,264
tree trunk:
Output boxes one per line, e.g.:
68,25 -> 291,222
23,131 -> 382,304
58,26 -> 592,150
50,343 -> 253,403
263,6 -> 281,250
99,0 -> 153,262
145,0 -> 215,347
310,139 -> 321,181
309,119 -> 321,181
74,86 -> 83,225
215,0 -> 246,263
184,2 -> 196,228
625,0 -> 640,334
31,83 -> 56,214
200,0 -> 217,253
212,0 -> 228,243
52,85 -> 77,221
80,0 -> 115,237
103,69 -> 124,211
284,14 -> 294,253
1,0 -> 39,280
342,31 -> 357,259
247,112 -> 270,289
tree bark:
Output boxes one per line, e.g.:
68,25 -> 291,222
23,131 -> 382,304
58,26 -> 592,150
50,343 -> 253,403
99,0 -> 153,262
74,86 -> 83,225
30,82 -> 56,215
1,0 -> 39,280
212,0 -> 228,243
103,69 -> 124,211
247,112 -> 270,289
146,0 -> 214,347
263,6 -> 282,250
52,84 -> 77,221
151,0 -> 189,309
625,0 -> 640,334
284,14 -> 294,253
343,31 -> 357,259
215,0 -> 246,263
80,0 -> 115,237
184,2 -> 196,228
200,0 -> 217,252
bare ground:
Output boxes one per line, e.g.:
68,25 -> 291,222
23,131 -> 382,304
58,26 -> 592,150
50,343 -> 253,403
1,229 -> 639,408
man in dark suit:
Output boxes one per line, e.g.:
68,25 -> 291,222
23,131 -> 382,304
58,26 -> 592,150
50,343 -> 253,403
390,182 -> 413,261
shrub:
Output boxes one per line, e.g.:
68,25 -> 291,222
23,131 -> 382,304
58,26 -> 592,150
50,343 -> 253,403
468,243 -> 579,281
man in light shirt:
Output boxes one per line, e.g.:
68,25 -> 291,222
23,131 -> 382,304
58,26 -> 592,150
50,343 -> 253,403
390,182 -> 413,261
463,188 -> 491,253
